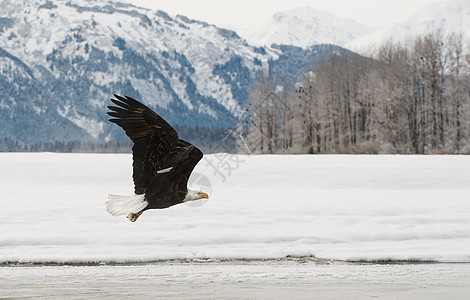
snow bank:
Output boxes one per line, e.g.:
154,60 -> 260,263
0,153 -> 469,264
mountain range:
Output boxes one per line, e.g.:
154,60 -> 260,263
238,0 -> 470,51
1,0 -> 281,146
0,0 -> 468,150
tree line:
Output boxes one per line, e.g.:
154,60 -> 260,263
244,32 -> 470,154
0,137 -> 133,153
0,126 -> 236,153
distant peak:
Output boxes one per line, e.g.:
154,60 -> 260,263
238,6 -> 374,48
344,0 -> 470,52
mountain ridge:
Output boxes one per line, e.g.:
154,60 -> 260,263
0,0 -> 276,145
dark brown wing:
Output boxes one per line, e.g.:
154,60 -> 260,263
172,140 -> 204,196
144,139 -> 203,208
107,94 -> 179,194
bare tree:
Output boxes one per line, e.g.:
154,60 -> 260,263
243,32 -> 470,154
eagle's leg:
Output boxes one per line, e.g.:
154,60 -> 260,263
127,211 -> 143,222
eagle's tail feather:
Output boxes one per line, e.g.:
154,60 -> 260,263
106,194 -> 148,216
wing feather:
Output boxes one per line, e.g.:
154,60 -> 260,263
144,139 -> 203,207
107,95 -> 179,194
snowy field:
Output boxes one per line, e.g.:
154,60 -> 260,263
0,153 -> 469,264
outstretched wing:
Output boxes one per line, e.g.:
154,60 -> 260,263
173,140 -> 204,193
144,139 -> 203,207
161,139 -> 203,194
107,94 -> 179,194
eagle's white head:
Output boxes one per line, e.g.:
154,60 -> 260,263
184,190 -> 209,202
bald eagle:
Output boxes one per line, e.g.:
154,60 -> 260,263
105,95 -> 209,222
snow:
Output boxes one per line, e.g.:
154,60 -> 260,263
345,0 -> 470,52
239,6 -> 374,48
0,153 -> 469,264
235,0 -> 470,51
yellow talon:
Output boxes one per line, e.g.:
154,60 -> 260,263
127,211 -> 143,222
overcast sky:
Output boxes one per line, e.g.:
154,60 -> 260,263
125,0 -> 446,29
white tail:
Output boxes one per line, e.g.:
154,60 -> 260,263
106,194 -> 148,216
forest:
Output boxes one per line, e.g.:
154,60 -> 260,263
244,32 -> 470,154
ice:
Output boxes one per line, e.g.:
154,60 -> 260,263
0,153 -> 469,264
1,261 -> 470,299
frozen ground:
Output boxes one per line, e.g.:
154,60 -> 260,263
1,153 -> 470,298
0,153 -> 469,264
1,260 -> 470,299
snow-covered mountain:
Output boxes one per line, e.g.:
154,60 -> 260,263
0,0 -> 277,144
238,6 -> 374,48
345,0 -> 470,51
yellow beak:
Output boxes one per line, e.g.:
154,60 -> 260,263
201,193 -> 209,199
